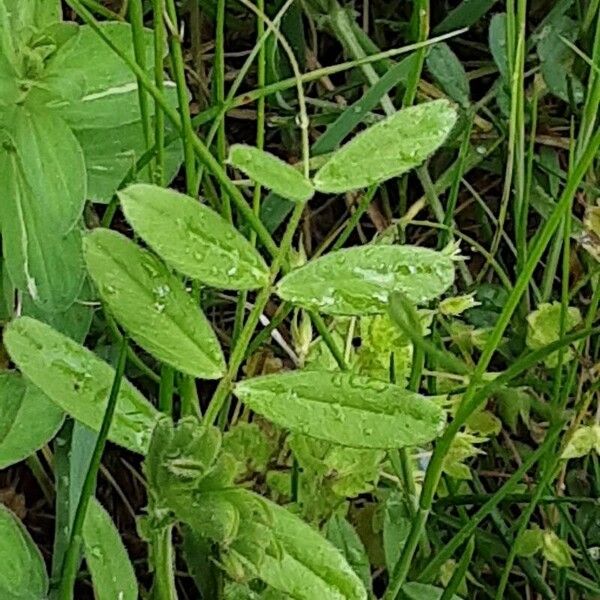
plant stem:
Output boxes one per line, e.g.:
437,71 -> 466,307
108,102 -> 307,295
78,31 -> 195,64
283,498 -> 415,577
152,525 -> 177,600
56,337 -> 128,600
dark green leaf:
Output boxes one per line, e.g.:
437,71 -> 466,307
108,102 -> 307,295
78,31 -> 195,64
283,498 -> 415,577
426,43 -> 470,107
434,0 -> 497,33
489,14 -> 508,80
83,498 -> 138,600
4,317 -> 160,453
276,245 -> 456,316
234,371 -> 446,449
84,229 -> 225,379
402,582 -> 462,600
228,144 -> 314,203
119,184 -> 269,290
0,504 -> 48,600
0,372 -> 63,468
313,100 -> 457,193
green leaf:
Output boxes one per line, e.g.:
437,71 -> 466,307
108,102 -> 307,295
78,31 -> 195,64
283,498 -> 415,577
561,425 -> 600,459
541,530 -> 575,568
258,497 -> 368,600
276,245 -> 456,316
313,100 -> 457,193
83,498 -> 138,600
0,372 -> 63,468
434,0 -> 497,33
0,504 -> 48,600
36,23 -> 157,129
526,301 -> 582,367
0,106 -> 85,311
233,371 -> 445,449
83,229 -> 225,379
402,582 -> 462,600
496,387 -> 531,434
489,14 -> 508,81
426,43 -> 470,107
119,184 -> 270,290
383,492 -> 411,574
75,118 -> 183,203
228,144 -> 314,203
515,528 -> 543,557
4,317 -> 160,453
326,516 -> 372,593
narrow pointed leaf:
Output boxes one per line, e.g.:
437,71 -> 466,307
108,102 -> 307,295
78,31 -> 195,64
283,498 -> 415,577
83,498 -> 138,600
228,144 -> 314,203
313,99 -> 457,193
234,371 -> 446,449
84,228 -> 225,379
0,373 -> 64,469
4,317 -> 160,454
119,184 -> 269,290
0,504 -> 48,600
276,245 -> 456,315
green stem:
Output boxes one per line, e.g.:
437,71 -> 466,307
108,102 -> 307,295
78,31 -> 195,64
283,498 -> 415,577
152,525 -> 177,600
152,0 -> 166,183
57,337 -> 128,600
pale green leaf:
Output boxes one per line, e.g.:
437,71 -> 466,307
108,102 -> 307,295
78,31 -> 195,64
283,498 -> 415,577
276,245 -> 456,316
526,301 -> 582,367
541,530 -> 575,568
0,107 -> 85,311
258,495 -> 368,600
83,498 -> 138,600
515,528 -> 543,557
234,371 -> 446,449
3,0 -> 61,33
561,425 -> 598,459
228,144 -> 314,203
313,100 -> 457,193
4,316 -> 161,453
84,229 -> 225,379
0,504 -> 48,600
36,23 -> 157,129
119,184 -> 269,290
0,373 -> 63,468
426,43 -> 470,107
402,582 -> 462,600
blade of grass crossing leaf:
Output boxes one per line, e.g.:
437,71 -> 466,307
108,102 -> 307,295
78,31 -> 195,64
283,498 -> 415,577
57,336 -> 128,600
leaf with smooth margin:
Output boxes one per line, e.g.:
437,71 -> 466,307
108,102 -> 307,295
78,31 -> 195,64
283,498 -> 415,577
0,372 -> 64,469
0,107 -> 85,311
119,184 -> 269,290
228,144 -> 314,203
36,22 -> 157,129
313,100 -> 457,193
83,498 -> 138,600
0,504 -> 48,600
84,229 -> 225,379
4,317 -> 160,454
234,371 -> 446,449
276,245 -> 456,316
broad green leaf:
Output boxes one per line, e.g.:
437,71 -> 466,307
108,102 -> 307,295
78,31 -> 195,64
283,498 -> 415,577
84,229 -> 225,379
258,496 -> 368,600
0,106 -> 85,311
426,43 -> 470,107
434,0 -> 497,33
515,528 -> 543,558
75,116 -> 183,203
119,184 -> 269,290
402,582 -> 462,600
3,0 -> 61,33
228,144 -> 315,203
526,301 -> 582,367
313,100 -> 457,193
383,492 -> 411,574
0,373 -> 63,468
0,504 -> 48,600
4,317 -> 161,453
561,425 -> 600,459
541,530 -> 574,568
326,515 -> 372,593
276,245 -> 456,316
234,371 -> 446,449
36,23 -> 156,129
83,498 -> 138,600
